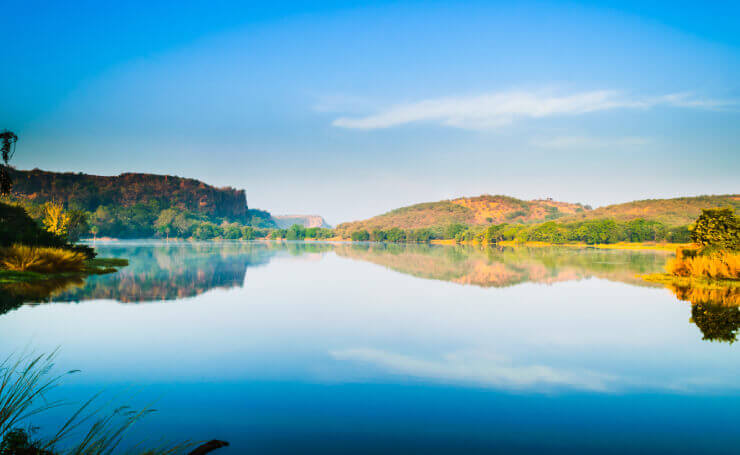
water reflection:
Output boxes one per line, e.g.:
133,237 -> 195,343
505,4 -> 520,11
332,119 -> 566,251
2,242 -> 738,334
335,243 -> 669,288
663,282 -> 740,343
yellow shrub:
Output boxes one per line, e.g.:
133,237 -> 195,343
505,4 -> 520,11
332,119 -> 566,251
667,249 -> 740,280
0,244 -> 87,273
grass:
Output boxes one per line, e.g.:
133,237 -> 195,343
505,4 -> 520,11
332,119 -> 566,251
0,245 -> 87,273
0,351 -> 192,454
666,249 -> 739,280
642,247 -> 740,292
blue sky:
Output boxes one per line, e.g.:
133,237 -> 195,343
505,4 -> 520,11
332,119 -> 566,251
2,1 -> 739,224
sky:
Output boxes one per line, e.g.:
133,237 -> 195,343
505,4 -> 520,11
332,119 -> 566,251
2,1 -> 739,224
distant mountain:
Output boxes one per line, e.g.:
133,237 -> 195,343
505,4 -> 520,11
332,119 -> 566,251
336,195 -> 587,234
273,214 -> 331,229
557,195 -> 740,226
9,168 -> 250,220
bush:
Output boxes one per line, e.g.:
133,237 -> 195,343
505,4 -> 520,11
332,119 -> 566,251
667,248 -> 740,280
351,230 -> 370,241
0,244 -> 87,273
690,208 -> 739,250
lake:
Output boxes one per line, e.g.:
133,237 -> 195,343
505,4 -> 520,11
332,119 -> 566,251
1,241 -> 739,454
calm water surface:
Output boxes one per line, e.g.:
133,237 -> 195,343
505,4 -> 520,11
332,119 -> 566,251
1,241 -> 738,454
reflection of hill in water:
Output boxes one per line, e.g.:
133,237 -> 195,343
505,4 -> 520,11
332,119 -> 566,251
1,241 -> 337,306
5,242 -> 277,305
58,242 -> 281,303
335,244 -> 670,288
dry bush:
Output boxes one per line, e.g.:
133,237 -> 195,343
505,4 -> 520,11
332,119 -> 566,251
667,248 -> 740,280
0,244 -> 87,273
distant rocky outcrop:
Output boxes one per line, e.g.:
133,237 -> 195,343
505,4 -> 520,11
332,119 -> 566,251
273,214 -> 332,229
9,168 -> 249,220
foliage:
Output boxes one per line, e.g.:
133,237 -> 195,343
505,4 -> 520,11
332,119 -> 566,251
0,130 -> 18,196
0,245 -> 88,273
689,208 -> 739,250
452,218 -> 688,245
350,230 -> 370,241
667,249 -> 740,280
42,202 -> 71,238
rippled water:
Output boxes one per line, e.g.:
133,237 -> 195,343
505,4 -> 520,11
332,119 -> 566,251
1,241 -> 738,454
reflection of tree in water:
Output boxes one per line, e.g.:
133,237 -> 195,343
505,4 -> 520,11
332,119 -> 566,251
335,243 -> 669,288
667,283 -> 740,343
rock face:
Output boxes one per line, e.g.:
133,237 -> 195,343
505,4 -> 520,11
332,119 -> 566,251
9,168 -> 248,220
273,215 -> 331,229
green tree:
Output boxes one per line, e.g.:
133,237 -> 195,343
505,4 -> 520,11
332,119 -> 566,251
351,230 -> 370,241
690,208 -> 739,250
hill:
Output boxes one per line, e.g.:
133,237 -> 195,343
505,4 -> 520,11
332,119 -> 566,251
336,195 -> 588,235
273,215 -> 332,229
5,168 -> 276,238
337,194 -> 740,236
9,168 -> 249,220
559,195 -> 740,226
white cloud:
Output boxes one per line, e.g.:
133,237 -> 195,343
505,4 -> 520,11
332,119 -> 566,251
330,348 -> 616,391
331,90 -> 734,130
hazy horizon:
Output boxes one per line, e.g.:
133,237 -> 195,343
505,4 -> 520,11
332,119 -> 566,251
3,1 -> 738,225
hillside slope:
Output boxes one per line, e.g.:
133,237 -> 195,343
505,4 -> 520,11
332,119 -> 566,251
9,168 -> 249,220
559,195 -> 740,226
337,194 -> 740,235
336,195 -> 588,234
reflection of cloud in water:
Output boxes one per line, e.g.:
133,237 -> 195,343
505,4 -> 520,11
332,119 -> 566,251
330,348 -> 616,391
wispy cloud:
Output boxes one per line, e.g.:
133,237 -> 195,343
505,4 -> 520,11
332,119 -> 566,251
332,90 -> 734,130
330,348 -> 616,391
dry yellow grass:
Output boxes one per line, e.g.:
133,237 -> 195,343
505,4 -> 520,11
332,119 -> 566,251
0,244 -> 87,273
666,249 -> 740,280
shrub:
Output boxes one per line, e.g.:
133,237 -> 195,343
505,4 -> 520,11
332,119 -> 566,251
667,248 -> 740,280
0,245 -> 87,273
690,208 -> 739,250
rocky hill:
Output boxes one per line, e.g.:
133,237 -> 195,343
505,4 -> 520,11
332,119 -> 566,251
273,215 -> 332,229
8,168 -> 249,220
336,195 -> 588,234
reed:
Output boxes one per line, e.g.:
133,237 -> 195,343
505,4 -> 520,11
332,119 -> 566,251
0,351 -> 191,454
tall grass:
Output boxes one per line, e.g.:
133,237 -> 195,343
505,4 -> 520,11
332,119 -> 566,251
667,248 -> 740,280
0,351 -> 190,454
0,245 -> 87,273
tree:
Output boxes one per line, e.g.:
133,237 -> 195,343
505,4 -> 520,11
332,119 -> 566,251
66,209 -> 90,242
42,201 -> 71,238
690,208 -> 739,250
351,230 -> 370,241
90,225 -> 99,242
0,130 -> 18,195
